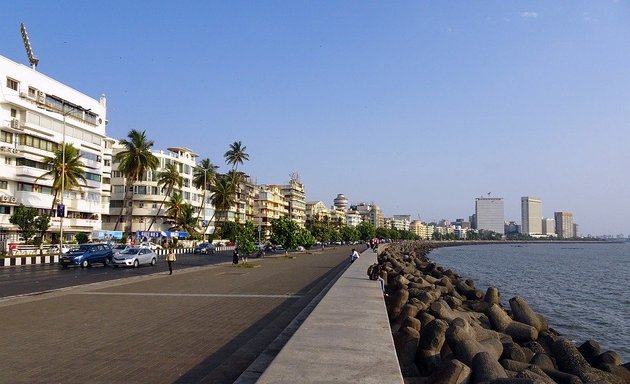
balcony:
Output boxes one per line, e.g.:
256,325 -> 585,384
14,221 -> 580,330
15,166 -> 47,179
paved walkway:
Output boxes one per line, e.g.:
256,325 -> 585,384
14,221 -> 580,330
0,247 -> 356,384
255,248 -> 403,383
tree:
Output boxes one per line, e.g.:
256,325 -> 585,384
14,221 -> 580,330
165,192 -> 185,226
235,221 -> 257,255
210,175 -> 238,228
296,227 -> 316,249
356,221 -> 375,241
147,162 -> 183,231
9,205 -> 38,244
171,203 -> 198,236
36,143 -> 86,210
270,216 -> 301,251
224,141 -> 249,224
218,221 -> 240,243
340,225 -> 360,243
75,232 -> 89,244
34,214 -> 51,246
224,141 -> 249,172
113,129 -> 159,234
192,158 -> 219,232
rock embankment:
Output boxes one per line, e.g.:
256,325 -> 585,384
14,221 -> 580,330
379,241 -> 630,384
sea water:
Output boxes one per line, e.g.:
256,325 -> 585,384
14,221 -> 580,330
428,242 -> 629,362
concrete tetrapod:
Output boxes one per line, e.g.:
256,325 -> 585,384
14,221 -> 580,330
551,338 -> 624,384
486,304 -> 539,342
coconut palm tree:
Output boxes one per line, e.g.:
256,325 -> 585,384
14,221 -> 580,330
112,130 -> 159,234
36,143 -> 86,210
210,175 -> 238,228
147,162 -> 183,231
165,192 -> 185,226
192,158 -> 219,228
223,141 -> 249,224
170,203 -> 198,235
224,140 -> 249,172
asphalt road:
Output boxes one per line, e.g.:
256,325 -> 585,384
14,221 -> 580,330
0,245 -> 360,384
0,250 -> 244,299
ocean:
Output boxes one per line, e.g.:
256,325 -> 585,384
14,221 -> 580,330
427,242 -> 629,363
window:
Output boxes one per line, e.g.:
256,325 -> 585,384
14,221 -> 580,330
1,131 -> 13,144
28,87 -> 36,98
102,177 -> 111,184
5,158 -> 11,165
113,186 -> 125,193
6,78 -> 18,91
152,203 -> 157,209
134,185 -> 147,195
84,172 -> 101,182
0,180 -> 7,189
0,206 -> 10,214
139,203 -> 144,208
18,134 -> 59,152
17,182 -> 34,192
104,159 -> 111,166
11,109 -> 17,118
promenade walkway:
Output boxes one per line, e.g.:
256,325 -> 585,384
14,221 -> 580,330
0,247 -> 354,384
253,248 -> 403,383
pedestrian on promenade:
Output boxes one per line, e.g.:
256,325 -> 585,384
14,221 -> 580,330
233,248 -> 239,265
350,248 -> 360,263
166,251 -> 176,275
240,250 -> 248,264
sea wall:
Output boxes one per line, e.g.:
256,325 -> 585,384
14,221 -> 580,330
380,241 -> 630,384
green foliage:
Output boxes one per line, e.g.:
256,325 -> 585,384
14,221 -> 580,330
356,221 -> 376,241
296,227 -> 316,249
270,216 -> 301,250
340,225 -> 360,243
75,232 -> 89,244
9,205 -> 39,244
219,221 -> 241,243
236,221 -> 258,255
34,214 -> 51,244
36,143 -> 86,210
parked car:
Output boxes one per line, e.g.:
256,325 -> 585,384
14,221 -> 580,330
112,247 -> 157,268
48,244 -> 71,254
111,244 -> 134,256
139,242 -> 162,251
193,242 -> 216,254
60,243 -> 113,268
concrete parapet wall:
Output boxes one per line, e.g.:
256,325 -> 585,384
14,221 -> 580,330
257,249 -> 403,383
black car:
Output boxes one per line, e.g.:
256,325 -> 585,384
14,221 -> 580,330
60,243 -> 113,268
193,242 -> 216,254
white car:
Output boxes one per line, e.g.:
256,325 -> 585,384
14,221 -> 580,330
112,248 -> 158,268
48,245 -> 71,254
139,242 -> 162,251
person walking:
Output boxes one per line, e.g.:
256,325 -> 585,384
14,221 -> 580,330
166,251 -> 176,275
349,248 -> 360,263
232,248 -> 239,265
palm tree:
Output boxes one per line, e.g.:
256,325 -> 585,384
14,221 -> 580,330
165,192 -> 185,226
224,141 -> 249,171
171,203 -> 198,235
192,158 -> 219,233
36,143 -> 86,210
113,130 -> 159,234
223,141 -> 249,224
147,162 -> 183,231
210,175 -> 238,228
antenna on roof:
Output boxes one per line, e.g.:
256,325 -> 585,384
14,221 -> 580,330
20,22 -> 39,70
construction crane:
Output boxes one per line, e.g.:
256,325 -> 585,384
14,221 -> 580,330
20,22 -> 39,70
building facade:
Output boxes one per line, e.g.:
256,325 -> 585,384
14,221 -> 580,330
1,54 -> 109,247
103,146 -> 213,238
521,196 -> 543,236
280,179 -> 306,228
475,197 -> 504,235
254,184 -> 288,240
554,211 -> 574,238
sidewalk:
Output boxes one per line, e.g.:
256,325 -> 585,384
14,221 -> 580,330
256,248 -> 403,383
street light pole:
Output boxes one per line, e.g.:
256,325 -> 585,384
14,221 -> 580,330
59,105 -> 67,253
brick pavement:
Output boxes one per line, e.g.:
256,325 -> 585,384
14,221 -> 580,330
0,246 -> 358,384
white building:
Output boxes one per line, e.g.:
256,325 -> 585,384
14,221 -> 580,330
102,146 -> 213,239
475,197 -> 504,235
1,54 -> 109,246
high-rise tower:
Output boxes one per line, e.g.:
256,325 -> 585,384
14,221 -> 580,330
521,196 -> 543,236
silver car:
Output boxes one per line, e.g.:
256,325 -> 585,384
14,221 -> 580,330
112,247 -> 158,268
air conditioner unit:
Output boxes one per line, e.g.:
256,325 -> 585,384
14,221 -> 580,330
19,91 -> 28,98
36,90 -> 45,103
11,119 -> 20,129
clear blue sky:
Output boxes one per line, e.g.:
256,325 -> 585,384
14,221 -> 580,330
3,1 -> 629,236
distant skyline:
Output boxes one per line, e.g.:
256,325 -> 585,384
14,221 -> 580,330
3,1 -> 628,235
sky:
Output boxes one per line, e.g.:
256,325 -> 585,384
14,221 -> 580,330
3,1 -> 629,236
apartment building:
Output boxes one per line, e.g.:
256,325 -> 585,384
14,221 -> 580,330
554,211 -> 574,239
103,146 -> 213,238
305,200 -> 328,222
280,179 -> 306,227
254,184 -> 288,240
1,54 -> 109,246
